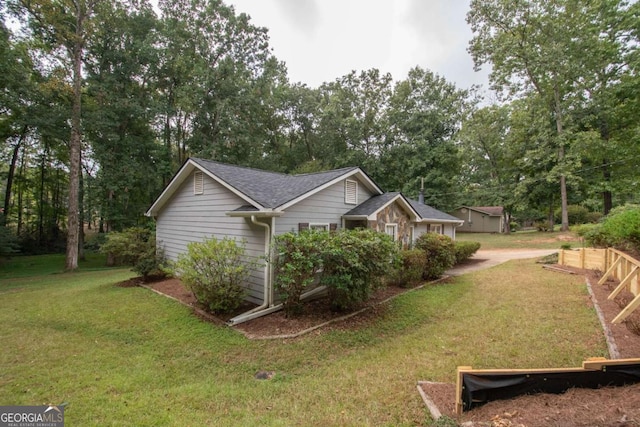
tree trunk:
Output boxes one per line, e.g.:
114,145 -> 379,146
78,165 -> 85,261
65,5 -> 85,271
554,86 -> 569,232
2,126 -> 28,226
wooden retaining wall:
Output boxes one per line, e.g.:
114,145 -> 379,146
559,248 -> 640,323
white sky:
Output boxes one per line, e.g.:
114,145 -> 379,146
226,0 -> 490,91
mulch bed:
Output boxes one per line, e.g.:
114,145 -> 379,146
127,266 -> 640,426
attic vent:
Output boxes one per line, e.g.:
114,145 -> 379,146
345,179 -> 358,204
194,171 -> 204,195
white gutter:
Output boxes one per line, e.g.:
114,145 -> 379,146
228,215 -> 272,324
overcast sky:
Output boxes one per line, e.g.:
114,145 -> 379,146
226,0 -> 489,91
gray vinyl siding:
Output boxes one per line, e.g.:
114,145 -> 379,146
274,178 -> 376,234
454,209 -> 502,233
155,171 -> 267,304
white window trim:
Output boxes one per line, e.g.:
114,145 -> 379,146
385,223 -> 398,241
345,179 -> 358,205
194,171 -> 204,195
309,223 -> 330,231
409,225 -> 415,243
430,224 -> 443,234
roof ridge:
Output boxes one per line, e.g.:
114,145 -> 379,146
191,157 -> 290,177
292,166 -> 359,177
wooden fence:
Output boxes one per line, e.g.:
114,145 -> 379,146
559,248 -> 640,324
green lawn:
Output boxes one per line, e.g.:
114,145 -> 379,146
456,230 -> 584,250
0,255 -> 607,426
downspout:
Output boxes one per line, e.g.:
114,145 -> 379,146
227,215 -> 271,325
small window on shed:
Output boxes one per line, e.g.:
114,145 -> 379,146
194,171 -> 204,195
345,179 -> 358,204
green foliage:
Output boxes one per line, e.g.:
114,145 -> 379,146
83,232 -> 107,252
585,211 -> 603,224
574,223 -> 611,248
555,205 -> 590,225
273,231 -> 326,317
599,205 -> 640,252
0,224 -> 20,257
453,240 -> 481,264
99,227 -> 164,279
534,221 -> 551,232
388,249 -> 424,288
414,233 -> 456,280
321,229 -> 399,311
171,237 -> 251,314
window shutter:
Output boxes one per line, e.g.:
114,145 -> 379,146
345,180 -> 357,204
329,223 -> 338,232
194,171 -> 204,195
298,223 -> 309,232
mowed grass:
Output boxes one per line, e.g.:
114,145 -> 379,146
456,230 -> 584,250
0,256 -> 607,426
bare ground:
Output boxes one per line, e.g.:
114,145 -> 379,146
124,263 -> 640,426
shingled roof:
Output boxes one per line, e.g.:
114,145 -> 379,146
146,158 -> 382,216
408,199 -> 463,222
192,158 -> 363,209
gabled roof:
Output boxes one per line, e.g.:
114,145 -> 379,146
343,192 -> 420,221
146,158 -> 383,216
343,192 -> 463,224
457,206 -> 504,216
408,199 -> 465,223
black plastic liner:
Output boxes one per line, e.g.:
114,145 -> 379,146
461,364 -> 640,411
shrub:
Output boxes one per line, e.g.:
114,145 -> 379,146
273,231 -> 326,317
534,221 -> 551,232
321,229 -> 398,312
600,204 -> 640,252
100,227 -> 152,266
0,222 -> 19,257
414,233 -> 456,280
171,237 -> 252,314
84,232 -> 107,251
509,221 -> 520,232
555,205 -> 590,225
453,240 -> 481,264
388,249 -> 424,288
575,223 -> 611,248
585,211 -> 603,224
100,227 -> 164,279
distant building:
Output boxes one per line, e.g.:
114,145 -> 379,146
452,206 -> 504,233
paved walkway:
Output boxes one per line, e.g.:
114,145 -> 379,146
446,249 -> 558,276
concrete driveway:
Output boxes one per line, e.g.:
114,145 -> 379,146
446,249 -> 558,276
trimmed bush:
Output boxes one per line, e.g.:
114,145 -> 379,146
273,231 -> 326,317
534,221 -> 551,232
171,237 -> 252,314
389,249 -> 424,288
100,227 -> 165,279
321,229 -> 398,312
414,233 -> 456,280
453,240 -> 481,264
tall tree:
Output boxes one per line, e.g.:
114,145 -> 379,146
10,0 -> 99,269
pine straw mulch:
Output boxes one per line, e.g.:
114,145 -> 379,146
120,267 -> 640,427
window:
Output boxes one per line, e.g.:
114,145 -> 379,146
194,171 -> 204,195
345,179 -> 358,204
309,223 -> 329,231
430,224 -> 442,234
385,223 -> 398,241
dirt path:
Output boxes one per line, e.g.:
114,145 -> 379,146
446,249 -> 558,276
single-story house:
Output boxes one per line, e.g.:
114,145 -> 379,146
146,158 -> 463,323
452,206 -> 504,233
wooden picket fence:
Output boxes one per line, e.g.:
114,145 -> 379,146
558,248 -> 640,323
